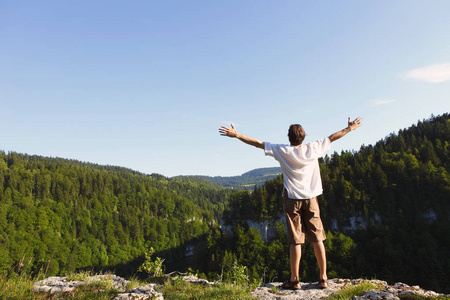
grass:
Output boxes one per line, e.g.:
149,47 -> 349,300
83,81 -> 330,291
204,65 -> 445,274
161,276 -> 255,300
0,271 -> 143,300
326,280 -> 382,300
0,273 -> 38,300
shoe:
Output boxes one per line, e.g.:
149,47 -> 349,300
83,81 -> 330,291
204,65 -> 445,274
281,280 -> 300,290
318,278 -> 328,288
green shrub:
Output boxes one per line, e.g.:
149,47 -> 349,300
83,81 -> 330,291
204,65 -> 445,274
138,247 -> 165,277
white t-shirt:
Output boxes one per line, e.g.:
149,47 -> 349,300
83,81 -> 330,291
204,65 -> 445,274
264,138 -> 331,200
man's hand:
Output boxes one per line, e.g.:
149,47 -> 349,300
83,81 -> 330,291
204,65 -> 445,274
348,117 -> 363,131
328,116 -> 364,143
219,123 -> 264,149
219,124 -> 238,138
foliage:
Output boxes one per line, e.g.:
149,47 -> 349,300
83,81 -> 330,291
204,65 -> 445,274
223,261 -> 250,286
319,113 -> 450,293
0,152 -> 231,277
138,247 -> 165,277
0,272 -> 38,300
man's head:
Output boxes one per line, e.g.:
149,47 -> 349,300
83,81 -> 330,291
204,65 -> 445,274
288,124 -> 305,146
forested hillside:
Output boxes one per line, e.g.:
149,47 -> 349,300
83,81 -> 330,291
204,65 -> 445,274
176,167 -> 282,190
207,113 -> 450,293
0,155 -> 231,276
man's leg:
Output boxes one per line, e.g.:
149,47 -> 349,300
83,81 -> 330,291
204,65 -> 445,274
283,190 -> 304,284
313,241 -> 327,281
290,243 -> 301,282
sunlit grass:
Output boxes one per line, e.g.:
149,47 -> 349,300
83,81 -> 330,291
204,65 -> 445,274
326,280 -> 381,300
161,276 -> 255,300
0,272 -> 40,300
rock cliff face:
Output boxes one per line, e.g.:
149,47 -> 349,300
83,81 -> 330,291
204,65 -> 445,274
33,275 -> 448,299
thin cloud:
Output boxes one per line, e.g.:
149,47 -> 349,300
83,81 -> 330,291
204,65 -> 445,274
371,99 -> 396,107
404,63 -> 450,83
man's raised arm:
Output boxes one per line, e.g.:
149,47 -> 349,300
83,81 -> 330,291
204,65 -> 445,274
328,117 -> 363,143
219,124 -> 264,149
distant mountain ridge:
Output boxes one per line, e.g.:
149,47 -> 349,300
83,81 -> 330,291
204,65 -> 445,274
174,167 -> 282,189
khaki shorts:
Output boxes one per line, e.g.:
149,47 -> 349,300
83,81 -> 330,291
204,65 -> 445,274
284,190 -> 326,244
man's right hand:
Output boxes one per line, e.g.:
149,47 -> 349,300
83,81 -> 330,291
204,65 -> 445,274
348,117 -> 363,131
328,116 -> 364,143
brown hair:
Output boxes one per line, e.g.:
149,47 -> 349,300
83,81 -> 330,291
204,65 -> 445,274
288,124 -> 305,146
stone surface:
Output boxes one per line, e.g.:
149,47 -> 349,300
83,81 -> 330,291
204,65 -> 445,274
33,276 -> 85,294
111,284 -> 164,300
251,278 -> 354,300
33,275 -> 130,294
182,275 -> 217,286
33,275 -> 449,299
251,278 -> 449,299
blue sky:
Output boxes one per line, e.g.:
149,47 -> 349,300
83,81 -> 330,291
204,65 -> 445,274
1,1 -> 449,177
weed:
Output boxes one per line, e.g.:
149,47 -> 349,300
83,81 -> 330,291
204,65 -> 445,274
138,247 -> 165,277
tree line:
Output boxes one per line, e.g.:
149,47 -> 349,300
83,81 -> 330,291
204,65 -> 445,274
0,154 -> 231,277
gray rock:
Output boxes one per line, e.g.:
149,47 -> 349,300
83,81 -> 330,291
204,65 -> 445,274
33,275 -> 130,295
111,284 -> 164,300
252,279 -> 348,299
33,276 -> 84,294
182,275 -> 217,286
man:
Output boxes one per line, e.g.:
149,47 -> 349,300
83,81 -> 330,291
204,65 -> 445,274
219,117 -> 363,289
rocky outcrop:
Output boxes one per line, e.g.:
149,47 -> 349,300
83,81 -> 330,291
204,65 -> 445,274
252,278 -> 448,299
33,275 -> 163,299
33,275 -> 130,294
33,275 -> 448,299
